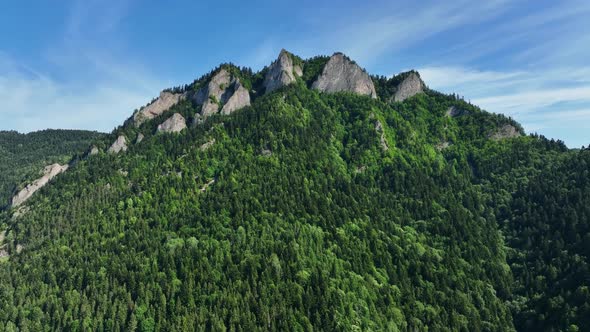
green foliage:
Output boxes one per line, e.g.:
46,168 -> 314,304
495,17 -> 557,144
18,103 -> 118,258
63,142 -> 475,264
372,70 -> 420,101
302,55 -> 330,86
0,69 -> 586,332
0,129 -> 104,206
469,139 -> 590,331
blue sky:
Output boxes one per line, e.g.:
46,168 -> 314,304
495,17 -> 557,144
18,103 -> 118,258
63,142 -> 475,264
0,0 -> 589,147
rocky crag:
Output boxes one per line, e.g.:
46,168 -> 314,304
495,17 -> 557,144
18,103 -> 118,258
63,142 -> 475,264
11,163 -> 69,207
392,72 -> 425,102
312,53 -> 377,98
263,49 -> 303,93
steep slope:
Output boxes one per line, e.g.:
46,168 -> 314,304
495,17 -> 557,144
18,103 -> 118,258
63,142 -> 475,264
0,129 -> 105,207
263,49 -> 303,93
0,51 -> 586,331
312,53 -> 377,98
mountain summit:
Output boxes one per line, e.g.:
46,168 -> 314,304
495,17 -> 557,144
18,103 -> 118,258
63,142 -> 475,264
1,49 -> 587,332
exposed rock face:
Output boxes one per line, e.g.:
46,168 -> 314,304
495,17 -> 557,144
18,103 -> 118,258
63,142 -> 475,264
0,247 -> 7,258
192,113 -> 204,127
446,106 -> 469,117
157,113 -> 187,133
195,69 -> 231,116
133,91 -> 186,126
263,49 -> 303,94
489,124 -> 521,140
374,120 -> 389,151
193,69 -> 251,117
200,179 -> 216,192
136,133 -> 144,144
221,81 -> 250,115
393,72 -> 425,102
11,163 -> 69,207
436,141 -> 451,150
11,206 -> 29,220
108,135 -> 128,154
312,53 -> 377,98
199,138 -> 216,151
84,145 -> 99,158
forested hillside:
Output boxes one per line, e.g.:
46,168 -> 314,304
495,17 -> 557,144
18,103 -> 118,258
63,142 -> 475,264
0,130 -> 105,207
0,52 -> 588,331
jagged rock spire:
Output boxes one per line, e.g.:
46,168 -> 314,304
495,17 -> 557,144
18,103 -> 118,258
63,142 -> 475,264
192,68 -> 251,118
312,53 -> 377,98
392,72 -> 425,102
263,49 -> 303,94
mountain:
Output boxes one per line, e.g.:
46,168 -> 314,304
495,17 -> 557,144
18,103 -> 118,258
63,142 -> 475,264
0,129 -> 105,208
0,50 -> 588,331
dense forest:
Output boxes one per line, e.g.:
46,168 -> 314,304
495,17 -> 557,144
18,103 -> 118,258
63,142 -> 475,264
0,55 -> 588,331
0,130 -> 105,207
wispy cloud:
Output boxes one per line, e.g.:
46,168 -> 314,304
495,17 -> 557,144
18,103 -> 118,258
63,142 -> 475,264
0,53 -> 159,133
296,0 -> 512,65
419,66 -> 590,147
0,0 -> 164,133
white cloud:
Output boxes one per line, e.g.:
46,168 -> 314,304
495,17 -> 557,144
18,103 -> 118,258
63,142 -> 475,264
0,53 -> 161,133
303,0 -> 513,65
473,86 -> 590,115
419,66 -> 590,147
0,0 -> 167,133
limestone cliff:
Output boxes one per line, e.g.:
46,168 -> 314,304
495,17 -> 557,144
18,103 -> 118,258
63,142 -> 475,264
392,72 -> 425,102
133,91 -> 186,126
108,135 -> 128,154
192,69 -> 251,118
263,49 -> 303,94
312,53 -> 376,98
157,113 -> 187,133
489,124 -> 522,140
11,163 -> 69,207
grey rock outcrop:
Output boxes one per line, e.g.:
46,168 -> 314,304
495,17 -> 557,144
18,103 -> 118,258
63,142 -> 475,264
84,145 -> 99,158
133,91 -> 186,126
157,113 -> 187,133
393,72 -> 425,102
436,141 -> 451,150
200,179 -> 216,193
312,53 -> 377,98
374,120 -> 389,151
136,133 -> 144,144
193,69 -> 251,117
446,106 -> 469,117
221,81 -> 250,115
263,49 -> 303,94
11,163 -> 69,207
489,124 -> 521,140
108,135 -> 128,154
192,113 -> 204,126
199,138 -> 216,151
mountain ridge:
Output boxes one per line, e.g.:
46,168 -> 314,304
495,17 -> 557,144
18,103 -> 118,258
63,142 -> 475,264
1,49 -> 586,332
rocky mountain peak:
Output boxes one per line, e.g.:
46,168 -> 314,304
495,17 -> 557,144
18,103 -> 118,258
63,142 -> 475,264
392,72 -> 425,102
312,53 -> 377,98
263,49 -> 303,94
133,91 -> 186,126
193,68 -> 251,118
